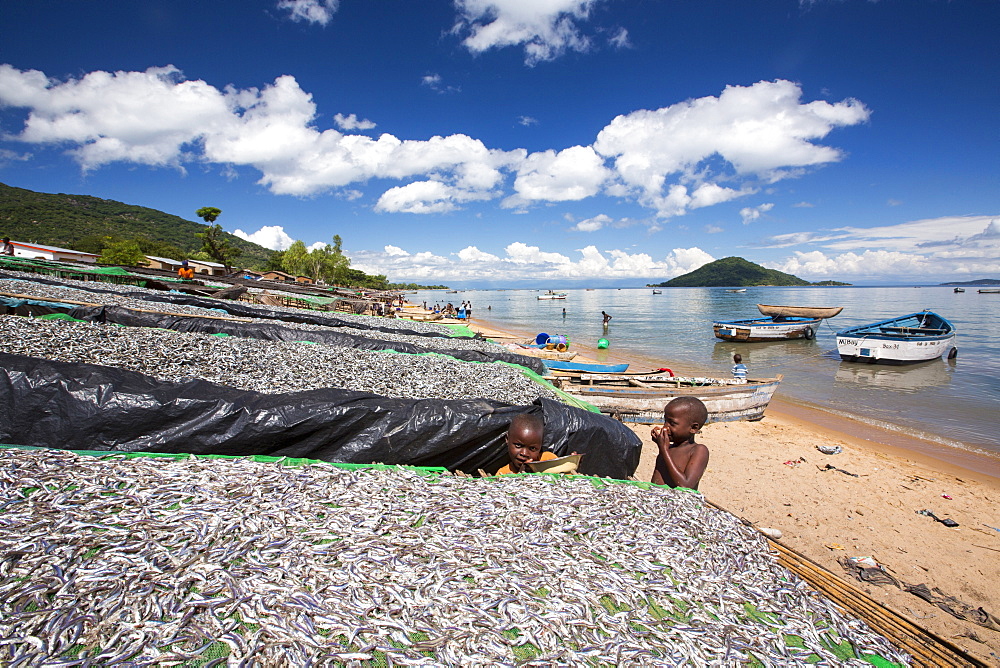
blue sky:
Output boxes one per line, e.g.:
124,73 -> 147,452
1,0 -> 997,286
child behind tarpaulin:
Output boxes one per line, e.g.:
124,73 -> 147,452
496,414 -> 557,475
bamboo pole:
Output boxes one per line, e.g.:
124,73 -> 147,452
705,499 -> 984,667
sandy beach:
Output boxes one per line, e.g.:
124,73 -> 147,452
454,310 -> 1000,663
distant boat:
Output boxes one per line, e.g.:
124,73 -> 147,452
543,360 -> 630,374
953,287 -> 965,293
725,288 -> 747,293
836,310 -> 956,365
979,288 -> 1000,294
537,290 -> 568,300
652,289 -> 662,294
555,372 -> 782,424
756,304 -> 844,319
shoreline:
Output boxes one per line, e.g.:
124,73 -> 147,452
444,310 -> 1000,662
459,310 -> 1000,484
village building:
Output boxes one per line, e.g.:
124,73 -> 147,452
3,240 -> 99,264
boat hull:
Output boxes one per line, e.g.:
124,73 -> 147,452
836,310 -> 956,365
543,360 -> 630,373
557,375 -> 782,424
757,304 -> 843,319
836,333 -> 956,364
713,317 -> 820,342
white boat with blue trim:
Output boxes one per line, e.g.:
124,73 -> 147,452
836,310 -> 957,365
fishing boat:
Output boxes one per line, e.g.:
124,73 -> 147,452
836,310 -> 956,365
713,304 -> 842,342
953,287 -> 965,293
757,304 -> 844,319
503,343 -> 577,361
652,289 -> 662,294
713,316 -> 822,341
543,360 -> 630,374
979,288 -> 1000,294
554,373 -> 782,424
537,290 -> 568,300
725,288 -> 747,293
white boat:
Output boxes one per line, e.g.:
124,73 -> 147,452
713,316 -> 821,342
537,290 -> 568,300
836,310 -> 956,365
652,289 -> 662,294
725,288 -> 747,293
554,373 -> 782,424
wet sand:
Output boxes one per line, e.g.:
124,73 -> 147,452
453,311 -> 1000,662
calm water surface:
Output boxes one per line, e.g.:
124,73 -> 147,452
416,287 -> 1000,457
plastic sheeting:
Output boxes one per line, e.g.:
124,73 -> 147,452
0,353 -> 641,479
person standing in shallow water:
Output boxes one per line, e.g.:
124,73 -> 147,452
602,311 -> 612,326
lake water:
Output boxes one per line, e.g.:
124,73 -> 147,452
415,286 -> 1000,459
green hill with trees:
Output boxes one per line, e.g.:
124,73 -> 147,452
649,256 -> 849,287
0,182 -> 444,289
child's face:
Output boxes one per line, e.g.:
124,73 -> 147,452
506,425 -> 543,468
663,403 -> 700,445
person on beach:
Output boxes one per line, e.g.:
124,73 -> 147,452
651,397 -> 709,490
497,414 -> 557,475
1,237 -> 14,256
731,354 -> 748,383
177,260 -> 194,280
602,311 -> 612,325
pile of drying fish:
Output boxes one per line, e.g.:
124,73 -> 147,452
0,448 -> 909,666
0,274 -> 501,353
0,316 -> 560,404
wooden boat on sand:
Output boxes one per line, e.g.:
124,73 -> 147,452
554,373 -> 782,424
503,344 -> 577,361
836,310 -> 956,365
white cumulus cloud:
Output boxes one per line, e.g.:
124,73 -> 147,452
594,79 -> 869,217
740,202 -> 774,225
333,113 -> 376,131
233,225 -> 296,250
507,145 -> 611,206
452,0 -> 604,65
571,214 -> 611,232
277,0 -> 339,25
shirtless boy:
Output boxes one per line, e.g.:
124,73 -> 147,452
650,397 -> 710,490
497,414 -> 556,474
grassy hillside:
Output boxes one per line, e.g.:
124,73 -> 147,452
651,256 -> 817,287
0,182 -> 272,267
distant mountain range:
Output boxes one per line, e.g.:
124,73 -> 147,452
0,182 -> 272,267
938,278 -> 1000,286
648,257 -> 850,288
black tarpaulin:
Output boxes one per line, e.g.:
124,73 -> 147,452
0,353 -> 641,479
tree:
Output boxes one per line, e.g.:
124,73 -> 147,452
281,236 -> 351,284
195,223 -> 241,272
195,207 -> 222,224
263,250 -> 286,272
97,239 -> 145,266
281,240 -> 310,277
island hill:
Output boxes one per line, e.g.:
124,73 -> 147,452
939,278 -> 1000,286
648,257 -> 850,288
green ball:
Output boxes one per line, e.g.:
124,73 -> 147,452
597,338 -> 609,349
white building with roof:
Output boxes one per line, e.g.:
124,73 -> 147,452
5,240 -> 99,264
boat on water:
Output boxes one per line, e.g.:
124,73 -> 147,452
713,304 -> 842,342
836,310 -> 956,365
543,360 -> 630,374
757,304 -> 844,319
537,290 -> 568,300
725,288 -> 747,293
713,316 -> 822,342
652,289 -> 662,294
979,288 -> 1000,294
554,372 -> 782,424
953,287 -> 965,293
